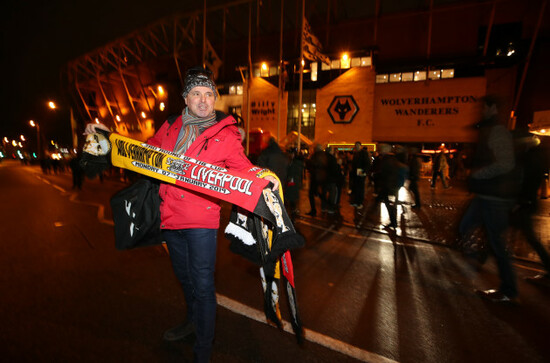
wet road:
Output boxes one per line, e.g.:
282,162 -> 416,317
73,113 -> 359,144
1,160 -> 550,362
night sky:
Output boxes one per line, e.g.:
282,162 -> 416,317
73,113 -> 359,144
2,0 -> 199,146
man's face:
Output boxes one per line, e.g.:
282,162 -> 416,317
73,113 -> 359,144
355,142 -> 361,151
185,86 -> 216,118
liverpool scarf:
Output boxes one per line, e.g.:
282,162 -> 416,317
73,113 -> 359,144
106,133 -> 304,341
224,185 -> 304,343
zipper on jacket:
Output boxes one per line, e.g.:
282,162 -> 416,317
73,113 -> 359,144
197,138 -> 209,157
196,122 -> 233,157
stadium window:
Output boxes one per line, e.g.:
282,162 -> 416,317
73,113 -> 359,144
441,69 -> 455,78
311,62 -> 318,81
414,71 -> 426,81
428,70 -> 441,80
253,67 -> 261,77
402,72 -> 413,82
269,66 -> 278,77
390,73 -> 401,82
376,74 -> 388,83
361,56 -> 372,66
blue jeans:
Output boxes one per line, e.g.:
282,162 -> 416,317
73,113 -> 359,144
459,196 -> 516,297
163,228 -> 218,363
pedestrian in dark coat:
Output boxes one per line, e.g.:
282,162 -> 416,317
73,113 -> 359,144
69,153 -> 84,190
459,95 -> 520,303
376,144 -> 401,229
285,148 -> 305,217
323,146 -> 341,213
258,137 -> 289,183
510,131 -> 550,283
306,144 -> 328,216
408,147 -> 422,208
349,141 -> 371,208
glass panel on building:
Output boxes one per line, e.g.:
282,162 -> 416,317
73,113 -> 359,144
269,66 -> 278,77
441,69 -> 455,78
402,72 -> 413,82
311,62 -> 318,81
287,89 -> 316,141
414,71 -> 426,81
376,74 -> 389,83
361,56 -> 372,66
428,70 -> 441,80
390,73 -> 401,82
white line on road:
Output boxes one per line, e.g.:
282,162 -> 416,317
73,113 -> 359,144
36,174 -> 114,226
217,294 -> 399,363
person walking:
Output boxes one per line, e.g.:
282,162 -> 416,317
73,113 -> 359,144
306,143 -> 328,216
511,131 -> 550,284
459,95 -> 520,303
349,141 -> 371,209
408,147 -> 422,208
257,137 -> 289,184
69,153 -> 84,190
285,147 -> 305,218
323,146 -> 341,214
431,147 -> 450,189
376,144 -> 401,229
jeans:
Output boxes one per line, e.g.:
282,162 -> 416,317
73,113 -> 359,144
459,196 -> 516,297
378,188 -> 398,227
308,179 -> 325,213
408,178 -> 421,206
431,170 -> 448,188
350,175 -> 366,205
163,228 -> 218,363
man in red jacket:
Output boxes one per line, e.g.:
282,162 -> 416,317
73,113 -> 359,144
151,67 -> 279,362
87,66 -> 278,362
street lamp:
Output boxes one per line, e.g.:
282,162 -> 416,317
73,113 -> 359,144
29,120 -> 41,158
48,101 -> 56,109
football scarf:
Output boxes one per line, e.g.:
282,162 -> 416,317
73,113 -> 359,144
109,133 -> 270,213
224,180 -> 304,343
106,133 -> 304,341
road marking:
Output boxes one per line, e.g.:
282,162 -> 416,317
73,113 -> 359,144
216,294 -> 399,363
35,174 -> 114,226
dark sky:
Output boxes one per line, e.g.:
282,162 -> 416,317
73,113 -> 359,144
1,0 -> 199,145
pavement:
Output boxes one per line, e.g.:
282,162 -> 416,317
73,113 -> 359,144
12,160 -> 550,362
28,161 -> 550,265
295,177 -> 550,266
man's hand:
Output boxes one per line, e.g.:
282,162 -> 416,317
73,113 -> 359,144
84,123 -> 110,135
263,175 -> 280,191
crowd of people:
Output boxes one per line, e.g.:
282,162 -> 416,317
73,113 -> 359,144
260,139 -> 419,228
255,95 -> 550,306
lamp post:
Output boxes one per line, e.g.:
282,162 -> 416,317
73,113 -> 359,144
29,120 -> 41,158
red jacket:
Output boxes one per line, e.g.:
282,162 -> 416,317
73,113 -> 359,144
147,112 -> 255,230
